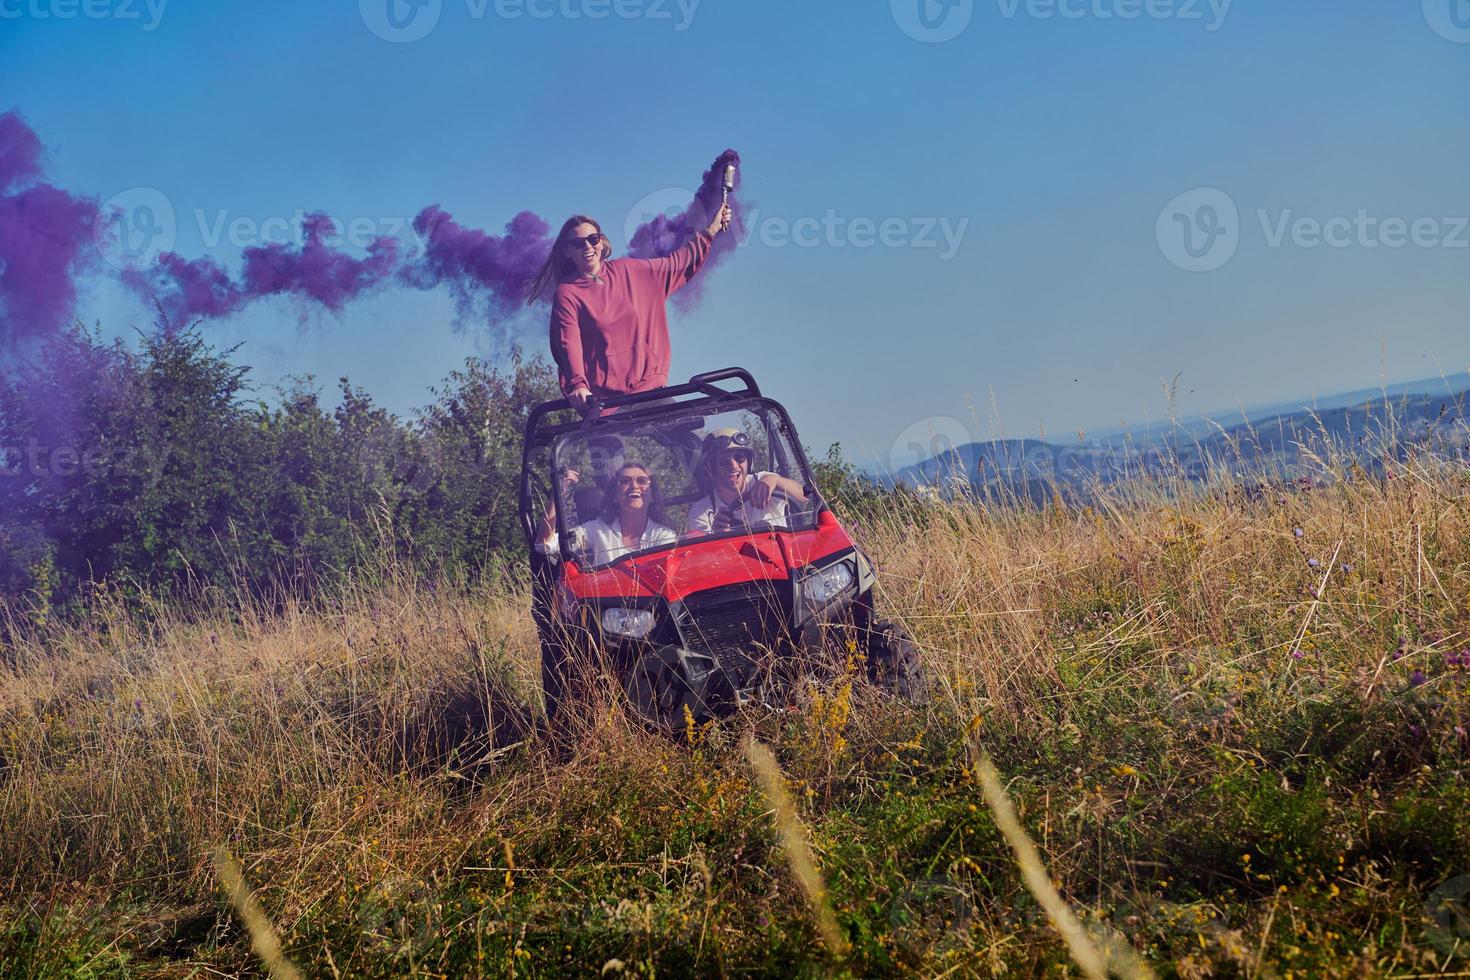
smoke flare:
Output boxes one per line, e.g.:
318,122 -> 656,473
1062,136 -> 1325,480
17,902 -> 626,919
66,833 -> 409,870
626,149 -> 745,310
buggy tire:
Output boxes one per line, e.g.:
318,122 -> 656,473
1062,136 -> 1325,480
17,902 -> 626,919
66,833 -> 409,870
867,619 -> 924,700
626,655 -> 711,734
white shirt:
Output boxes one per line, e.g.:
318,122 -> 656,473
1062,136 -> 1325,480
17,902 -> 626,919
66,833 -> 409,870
688,472 -> 790,533
539,515 -> 677,565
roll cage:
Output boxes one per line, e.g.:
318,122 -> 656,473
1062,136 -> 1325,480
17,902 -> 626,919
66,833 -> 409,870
517,368 -> 824,555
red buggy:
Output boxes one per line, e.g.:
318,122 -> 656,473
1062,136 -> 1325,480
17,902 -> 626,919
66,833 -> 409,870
520,369 -> 920,730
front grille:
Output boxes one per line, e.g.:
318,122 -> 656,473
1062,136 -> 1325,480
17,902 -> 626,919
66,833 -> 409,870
678,581 -> 789,677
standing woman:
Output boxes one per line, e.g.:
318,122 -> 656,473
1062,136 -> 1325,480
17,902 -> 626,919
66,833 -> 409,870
528,203 -> 733,414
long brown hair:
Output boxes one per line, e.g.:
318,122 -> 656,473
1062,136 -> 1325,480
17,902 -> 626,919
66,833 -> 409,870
526,214 -> 612,304
600,462 -> 666,526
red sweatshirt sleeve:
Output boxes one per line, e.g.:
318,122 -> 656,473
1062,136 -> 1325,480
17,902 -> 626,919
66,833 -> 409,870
639,230 -> 715,298
550,287 -> 588,395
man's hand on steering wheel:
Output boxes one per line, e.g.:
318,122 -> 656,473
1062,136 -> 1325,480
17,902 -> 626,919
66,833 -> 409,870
711,502 -> 747,532
744,474 -> 782,509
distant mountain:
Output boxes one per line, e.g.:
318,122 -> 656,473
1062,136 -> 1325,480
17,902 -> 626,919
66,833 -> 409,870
1086,371 -> 1470,447
878,380 -> 1470,502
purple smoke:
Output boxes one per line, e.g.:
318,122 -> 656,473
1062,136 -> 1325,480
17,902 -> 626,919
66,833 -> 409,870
0,111 -> 104,352
123,149 -> 742,329
402,207 -> 551,322
626,149 -> 745,311
126,253 -> 244,322
401,149 -> 745,321
127,212 -> 399,328
0,112 -> 44,188
243,214 -> 398,312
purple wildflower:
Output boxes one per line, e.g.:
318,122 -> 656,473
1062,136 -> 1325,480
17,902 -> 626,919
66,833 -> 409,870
1409,670 -> 1427,687
1308,558 -> 1320,568
1341,563 -> 1354,573
133,698 -> 142,711
1291,650 -> 1305,660
1293,527 -> 1304,537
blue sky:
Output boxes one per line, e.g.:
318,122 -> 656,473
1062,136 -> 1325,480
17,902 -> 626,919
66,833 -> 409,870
4,0 -> 1468,471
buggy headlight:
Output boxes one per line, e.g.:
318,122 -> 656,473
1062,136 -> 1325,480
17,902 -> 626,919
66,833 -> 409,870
801,560 -> 855,607
602,606 -> 655,639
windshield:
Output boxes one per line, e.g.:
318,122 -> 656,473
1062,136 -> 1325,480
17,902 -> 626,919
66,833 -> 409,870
550,404 -> 817,568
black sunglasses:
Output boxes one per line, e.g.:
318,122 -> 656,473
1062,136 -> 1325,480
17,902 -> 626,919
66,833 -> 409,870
566,232 -> 605,250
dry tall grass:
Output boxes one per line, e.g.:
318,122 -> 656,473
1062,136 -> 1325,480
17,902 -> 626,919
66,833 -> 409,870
2,450 -> 1468,976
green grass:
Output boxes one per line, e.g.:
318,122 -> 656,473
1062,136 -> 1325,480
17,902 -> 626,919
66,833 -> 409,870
2,460 -> 1469,977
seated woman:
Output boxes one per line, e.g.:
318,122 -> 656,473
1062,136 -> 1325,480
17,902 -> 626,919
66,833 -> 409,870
687,429 -> 808,533
537,462 -> 676,565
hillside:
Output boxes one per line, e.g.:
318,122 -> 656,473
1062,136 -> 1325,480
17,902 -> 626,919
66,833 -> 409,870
887,386 -> 1470,505
2,457 -> 1469,976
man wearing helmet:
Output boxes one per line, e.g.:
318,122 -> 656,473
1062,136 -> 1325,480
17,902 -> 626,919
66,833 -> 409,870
687,428 -> 808,533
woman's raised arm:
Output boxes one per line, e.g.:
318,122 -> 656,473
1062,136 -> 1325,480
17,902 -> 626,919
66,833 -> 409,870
641,201 -> 732,298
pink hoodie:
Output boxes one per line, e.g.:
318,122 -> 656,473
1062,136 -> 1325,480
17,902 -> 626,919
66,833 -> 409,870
549,230 -> 714,398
